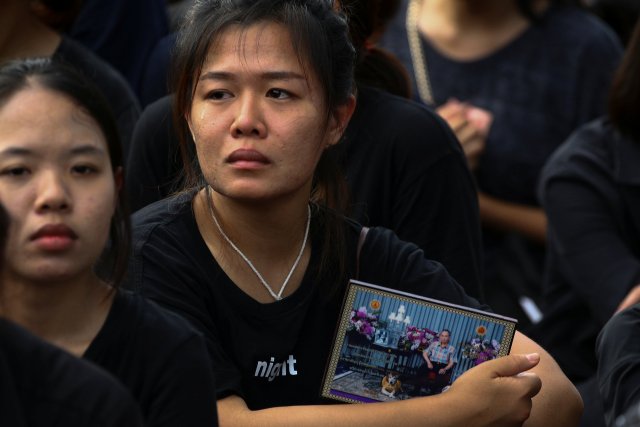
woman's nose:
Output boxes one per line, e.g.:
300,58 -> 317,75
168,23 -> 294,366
35,172 -> 71,213
230,94 -> 267,138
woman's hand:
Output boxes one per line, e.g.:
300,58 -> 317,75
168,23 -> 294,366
447,353 -> 542,427
437,99 -> 492,171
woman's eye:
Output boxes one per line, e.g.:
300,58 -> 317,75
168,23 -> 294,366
71,165 -> 97,175
266,88 -> 291,99
1,167 -> 30,177
206,90 -> 232,100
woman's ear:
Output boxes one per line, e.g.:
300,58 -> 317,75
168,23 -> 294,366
326,94 -> 356,147
185,112 -> 196,143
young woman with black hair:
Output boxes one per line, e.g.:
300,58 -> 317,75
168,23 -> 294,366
0,58 -> 218,427
128,1 -> 582,425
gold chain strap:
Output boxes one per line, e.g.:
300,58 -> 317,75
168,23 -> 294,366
407,0 -> 434,105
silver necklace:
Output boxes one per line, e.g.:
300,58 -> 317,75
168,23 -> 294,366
206,186 -> 311,301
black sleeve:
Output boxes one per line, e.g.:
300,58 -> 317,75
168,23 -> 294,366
126,95 -> 182,212
392,146 -> 483,302
359,226 -> 486,311
596,304 -> 640,426
541,154 -> 640,325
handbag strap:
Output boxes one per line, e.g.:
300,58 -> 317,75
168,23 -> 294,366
356,226 -> 370,280
407,0 -> 435,105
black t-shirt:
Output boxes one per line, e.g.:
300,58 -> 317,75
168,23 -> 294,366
126,86 -> 483,300
83,291 -> 218,426
54,36 -> 141,158
596,304 -> 640,426
0,318 -> 143,427
127,191 -> 484,409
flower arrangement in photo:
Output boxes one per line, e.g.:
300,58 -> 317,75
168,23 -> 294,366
398,326 -> 437,352
461,327 -> 501,365
347,306 -> 384,341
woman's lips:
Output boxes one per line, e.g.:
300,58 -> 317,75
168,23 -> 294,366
30,224 -> 78,251
227,149 -> 271,169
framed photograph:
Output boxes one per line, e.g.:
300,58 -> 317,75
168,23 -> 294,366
321,279 -> 517,403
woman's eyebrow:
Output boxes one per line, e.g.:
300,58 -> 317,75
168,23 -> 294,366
199,70 -> 305,81
0,147 -> 33,158
68,145 -> 106,156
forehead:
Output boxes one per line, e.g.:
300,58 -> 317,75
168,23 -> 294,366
0,86 -> 106,152
202,21 -> 311,77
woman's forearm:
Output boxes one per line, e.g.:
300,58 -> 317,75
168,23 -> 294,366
478,192 -> 547,243
512,332 -> 583,427
218,352 -> 548,427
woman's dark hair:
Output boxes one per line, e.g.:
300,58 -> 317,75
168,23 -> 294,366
171,0 -> 356,295
342,0 -> 411,98
0,58 -> 131,287
0,203 -> 8,268
609,18 -> 640,142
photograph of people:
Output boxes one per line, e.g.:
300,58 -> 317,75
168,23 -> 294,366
422,329 -> 455,394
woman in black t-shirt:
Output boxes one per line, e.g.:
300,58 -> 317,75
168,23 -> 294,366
0,58 -> 217,427
130,0 -> 582,426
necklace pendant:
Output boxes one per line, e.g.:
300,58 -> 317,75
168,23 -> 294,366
207,186 -> 311,302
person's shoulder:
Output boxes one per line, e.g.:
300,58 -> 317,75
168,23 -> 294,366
139,94 -> 174,122
0,318 -> 143,426
132,191 -> 195,234
541,117 -> 615,183
350,85 -> 463,159
115,290 -> 206,348
355,86 -> 445,131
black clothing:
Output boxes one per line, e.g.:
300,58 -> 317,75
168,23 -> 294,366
127,192 -> 484,409
597,304 -> 640,426
125,95 -> 181,209
54,36 -> 140,158
381,2 -> 622,206
126,86 -> 483,300
381,1 -> 622,331
68,0 -> 169,99
83,291 -> 218,427
0,318 -> 143,427
140,33 -> 177,107
535,118 -> 640,382
342,86 -> 483,299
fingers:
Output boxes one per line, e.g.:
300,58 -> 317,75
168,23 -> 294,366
452,120 -> 481,146
516,371 -> 543,399
436,98 -> 464,121
489,353 -> 540,378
